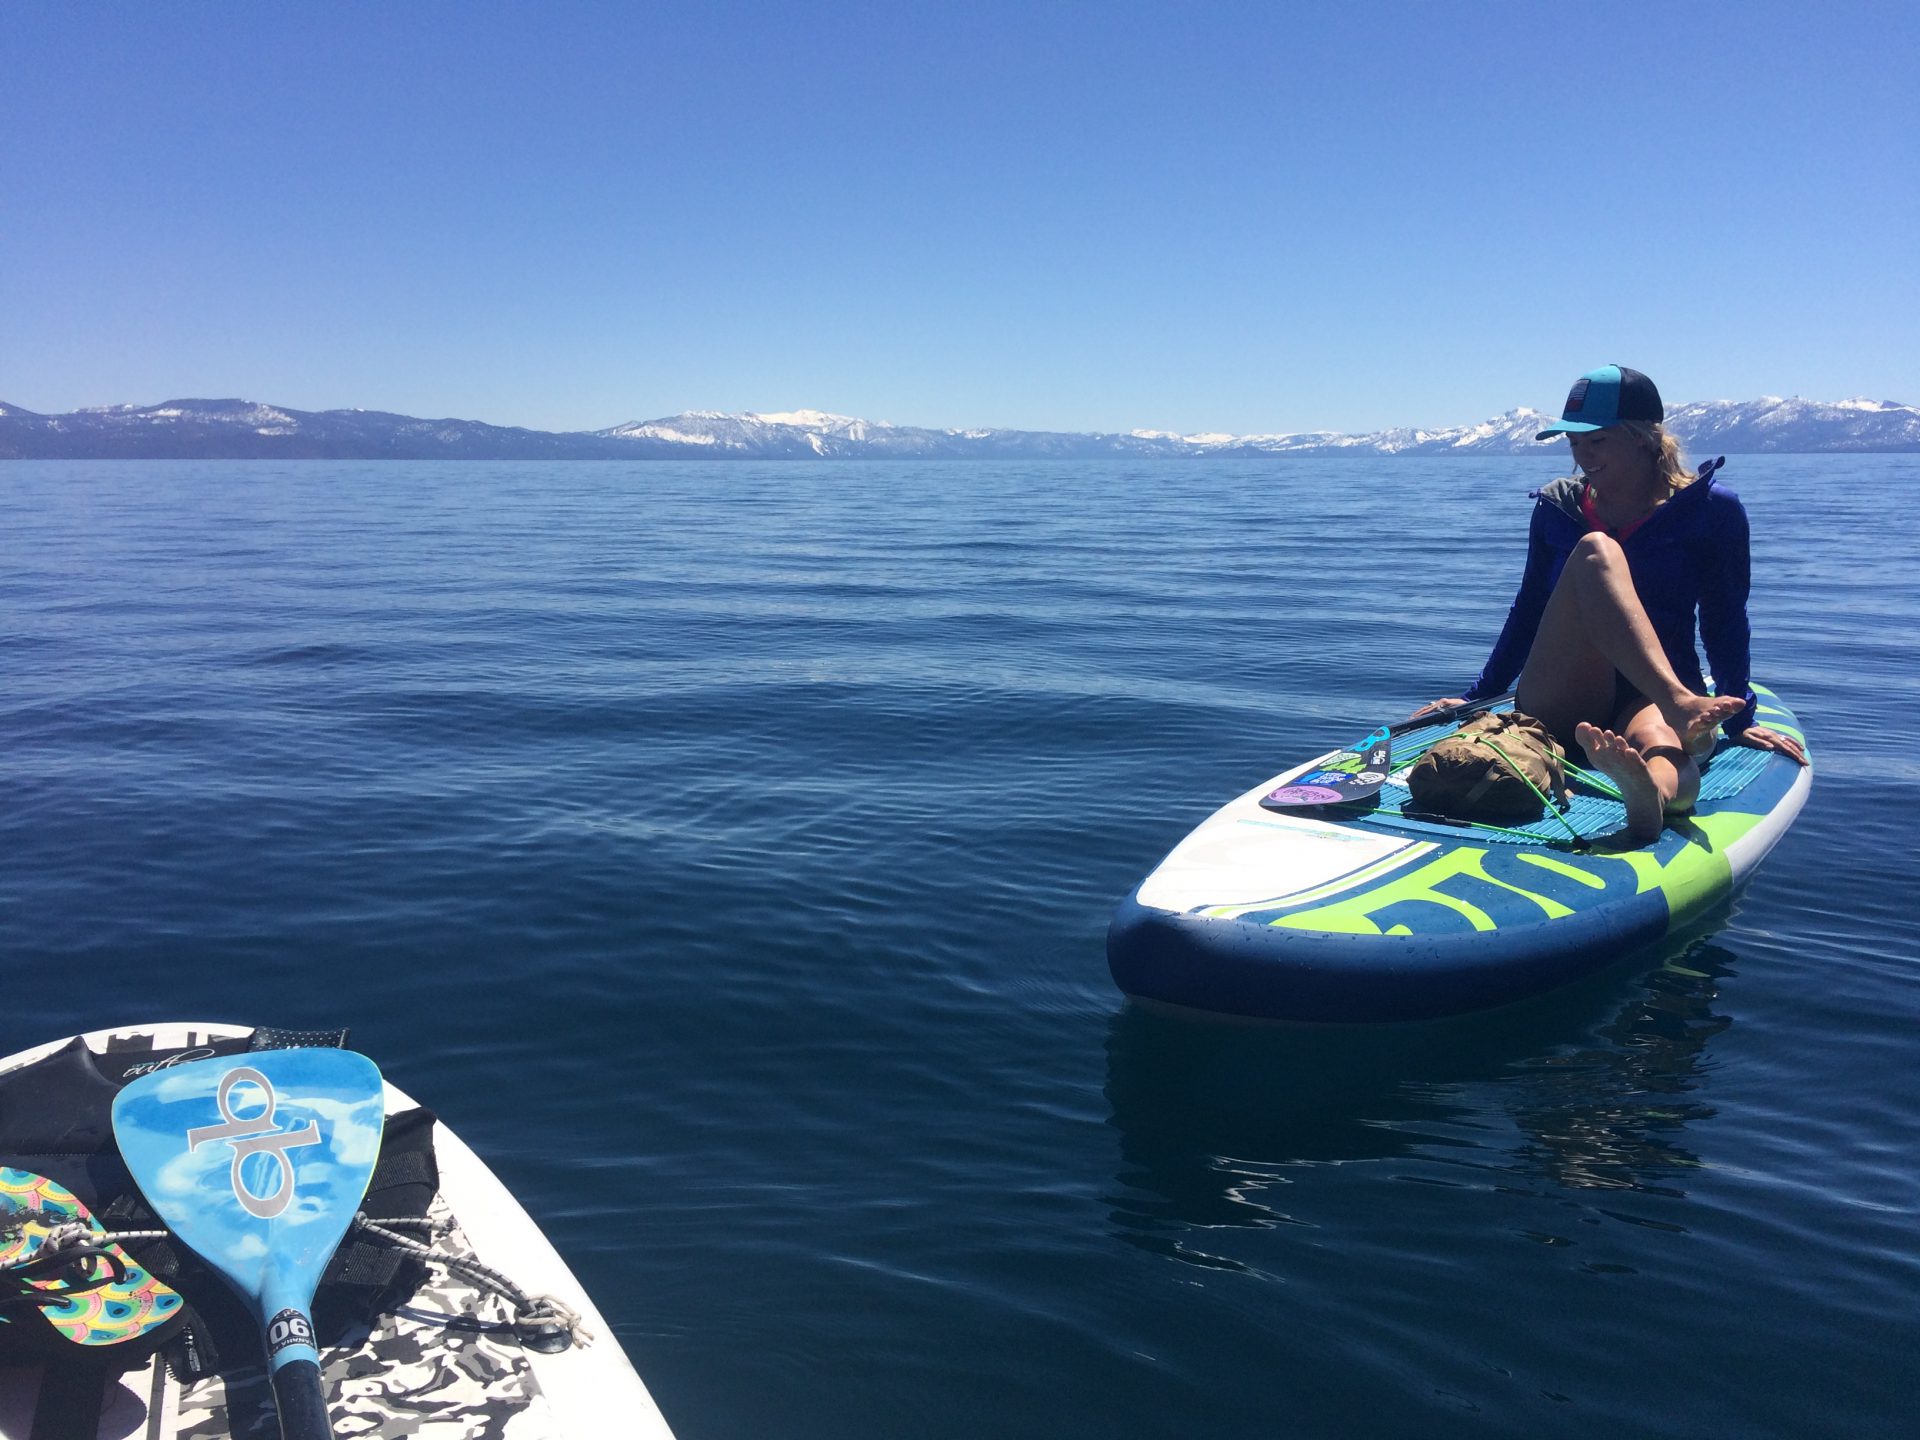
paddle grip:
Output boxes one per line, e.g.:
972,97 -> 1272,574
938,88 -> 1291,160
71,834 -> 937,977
270,1358 -> 335,1440
1391,690 -> 1514,738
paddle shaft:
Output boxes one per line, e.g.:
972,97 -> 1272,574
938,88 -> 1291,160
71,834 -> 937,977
272,1358 -> 332,1439
262,1283 -> 329,1438
1389,691 -> 1514,738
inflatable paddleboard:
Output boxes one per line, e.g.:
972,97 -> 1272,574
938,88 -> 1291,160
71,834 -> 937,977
0,1022 -> 676,1439
1108,687 -> 1810,1022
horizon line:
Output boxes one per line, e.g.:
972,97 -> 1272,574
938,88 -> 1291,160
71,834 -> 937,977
4,391 -> 1916,442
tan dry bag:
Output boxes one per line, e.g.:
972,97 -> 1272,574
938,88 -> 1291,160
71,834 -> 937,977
1405,711 -> 1569,821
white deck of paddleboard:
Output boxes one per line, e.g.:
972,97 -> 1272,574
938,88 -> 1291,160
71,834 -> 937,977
1134,749 -> 1434,915
0,1022 -> 676,1440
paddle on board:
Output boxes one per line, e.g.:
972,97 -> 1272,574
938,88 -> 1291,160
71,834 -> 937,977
1260,692 -> 1515,810
112,1048 -> 384,1440
1260,724 -> 1395,808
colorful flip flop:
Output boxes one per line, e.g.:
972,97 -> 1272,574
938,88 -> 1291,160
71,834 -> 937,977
0,1166 -> 183,1347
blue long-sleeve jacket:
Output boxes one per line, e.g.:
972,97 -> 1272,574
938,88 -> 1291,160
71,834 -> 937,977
1461,466 -> 1756,736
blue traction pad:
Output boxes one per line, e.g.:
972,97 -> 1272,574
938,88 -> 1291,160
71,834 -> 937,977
1346,731 -> 1775,847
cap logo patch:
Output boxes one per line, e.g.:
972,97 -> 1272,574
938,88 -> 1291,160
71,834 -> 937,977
1564,379 -> 1589,414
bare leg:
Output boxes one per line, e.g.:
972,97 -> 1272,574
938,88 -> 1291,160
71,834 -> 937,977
1575,701 -> 1704,844
1516,532 -> 1744,746
1622,704 -> 1704,816
1576,723 -> 1665,842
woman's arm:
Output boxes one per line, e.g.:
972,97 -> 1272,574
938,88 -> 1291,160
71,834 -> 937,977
1698,490 -> 1804,762
1697,489 -> 1757,736
1461,501 -> 1558,702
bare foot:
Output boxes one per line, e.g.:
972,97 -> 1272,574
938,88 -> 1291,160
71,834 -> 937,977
1577,722 -> 1666,844
1664,692 -> 1745,749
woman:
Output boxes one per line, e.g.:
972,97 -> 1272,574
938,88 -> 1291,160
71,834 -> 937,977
1416,364 -> 1807,843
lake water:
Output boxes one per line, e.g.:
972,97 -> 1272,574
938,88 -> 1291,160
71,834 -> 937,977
2,455 -> 1915,1438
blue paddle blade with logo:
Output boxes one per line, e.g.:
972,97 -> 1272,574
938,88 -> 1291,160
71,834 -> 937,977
112,1049 -> 384,1373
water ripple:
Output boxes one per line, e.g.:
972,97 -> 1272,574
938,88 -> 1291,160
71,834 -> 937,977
1,455 -> 1913,1440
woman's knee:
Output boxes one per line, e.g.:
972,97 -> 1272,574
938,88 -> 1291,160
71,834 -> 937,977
1570,530 -> 1624,566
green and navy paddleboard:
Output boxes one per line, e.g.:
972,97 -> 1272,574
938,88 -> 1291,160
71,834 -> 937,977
1108,687 -> 1811,1022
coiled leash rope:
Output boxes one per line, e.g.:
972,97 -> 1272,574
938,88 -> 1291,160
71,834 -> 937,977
352,1212 -> 595,1353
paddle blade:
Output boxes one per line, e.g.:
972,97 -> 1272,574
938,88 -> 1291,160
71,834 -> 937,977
1261,725 -> 1393,808
111,1049 -> 383,1373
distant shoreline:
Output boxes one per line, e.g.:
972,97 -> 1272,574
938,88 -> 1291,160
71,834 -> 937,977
9,451 -> 1911,463
5,396 -> 1916,460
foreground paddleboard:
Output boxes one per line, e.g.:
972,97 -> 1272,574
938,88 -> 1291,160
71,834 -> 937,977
1108,687 -> 1811,1022
0,1022 -> 676,1439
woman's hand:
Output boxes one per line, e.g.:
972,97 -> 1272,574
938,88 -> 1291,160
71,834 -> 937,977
1736,724 -> 1808,766
1409,697 -> 1469,722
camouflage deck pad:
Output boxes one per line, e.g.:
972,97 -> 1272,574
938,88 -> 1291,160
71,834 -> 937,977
174,1194 -> 556,1439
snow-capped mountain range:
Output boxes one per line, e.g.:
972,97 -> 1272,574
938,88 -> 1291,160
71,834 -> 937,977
2,395 -> 1914,460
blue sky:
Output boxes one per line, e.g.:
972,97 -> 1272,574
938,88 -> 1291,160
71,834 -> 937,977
5,2 -> 1914,435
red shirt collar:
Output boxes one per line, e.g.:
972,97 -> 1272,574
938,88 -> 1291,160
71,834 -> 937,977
1580,483 -> 1654,540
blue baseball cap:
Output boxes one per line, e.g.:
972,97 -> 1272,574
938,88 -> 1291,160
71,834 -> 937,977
1535,365 -> 1664,440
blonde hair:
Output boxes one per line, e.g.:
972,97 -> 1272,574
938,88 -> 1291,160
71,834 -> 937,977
1619,420 -> 1694,492
1563,420 -> 1694,492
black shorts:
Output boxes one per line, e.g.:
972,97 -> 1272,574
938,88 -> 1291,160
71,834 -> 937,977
1610,671 -> 1649,723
